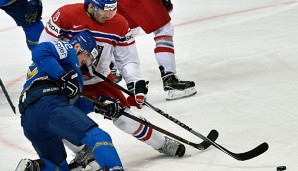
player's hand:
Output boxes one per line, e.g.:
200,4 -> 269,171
58,70 -> 80,99
127,80 -> 148,108
94,96 -> 124,119
161,0 -> 173,12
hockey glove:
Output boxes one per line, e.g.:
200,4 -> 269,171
58,70 -> 80,99
162,0 -> 173,12
26,0 -> 43,24
94,96 -> 124,119
127,80 -> 148,109
110,62 -> 122,83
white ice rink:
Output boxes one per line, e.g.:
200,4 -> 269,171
1,0 -> 298,170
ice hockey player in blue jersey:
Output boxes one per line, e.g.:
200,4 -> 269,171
15,31 -> 124,171
0,0 -> 44,50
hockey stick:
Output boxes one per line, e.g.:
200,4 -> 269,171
0,78 -> 16,114
80,93 -> 212,150
81,93 -> 268,161
90,68 -> 218,150
89,69 -> 269,160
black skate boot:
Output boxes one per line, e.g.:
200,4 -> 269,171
158,136 -> 186,157
69,145 -> 101,171
15,159 -> 44,171
159,66 -> 197,100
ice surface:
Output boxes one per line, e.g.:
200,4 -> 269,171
1,0 -> 298,170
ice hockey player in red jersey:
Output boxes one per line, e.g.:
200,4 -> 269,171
39,0 -> 186,170
117,0 -> 197,100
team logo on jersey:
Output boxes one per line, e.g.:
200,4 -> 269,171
53,10 -> 60,22
26,64 -> 38,80
52,41 -> 68,59
73,25 -> 82,29
47,19 -> 60,36
125,31 -> 135,44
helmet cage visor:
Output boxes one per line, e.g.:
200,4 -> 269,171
78,47 -> 98,65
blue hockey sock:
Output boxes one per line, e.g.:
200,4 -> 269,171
80,127 -> 123,170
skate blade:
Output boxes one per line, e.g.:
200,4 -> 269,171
70,166 -> 83,171
165,87 -> 197,100
84,161 -> 101,171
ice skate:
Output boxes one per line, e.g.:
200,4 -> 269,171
159,66 -> 197,100
15,159 -> 44,171
69,145 -> 101,171
158,136 -> 186,157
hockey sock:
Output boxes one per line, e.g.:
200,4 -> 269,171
80,127 -> 123,169
113,108 -> 166,150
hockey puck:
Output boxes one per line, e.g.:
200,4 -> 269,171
277,166 -> 286,171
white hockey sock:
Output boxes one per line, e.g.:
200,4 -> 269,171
155,51 -> 176,73
113,108 -> 165,150
154,22 -> 176,73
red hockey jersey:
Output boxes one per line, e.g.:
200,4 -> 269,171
39,3 -> 142,85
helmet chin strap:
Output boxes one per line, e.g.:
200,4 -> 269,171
86,5 -> 97,21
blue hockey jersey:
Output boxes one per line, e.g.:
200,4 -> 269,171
22,40 -> 84,93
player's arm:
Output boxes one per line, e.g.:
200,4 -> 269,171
31,42 -> 65,79
32,41 -> 83,99
114,29 -> 148,106
39,9 -> 64,43
114,29 -> 142,83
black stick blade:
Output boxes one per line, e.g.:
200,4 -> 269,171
234,142 -> 269,161
195,130 -> 219,150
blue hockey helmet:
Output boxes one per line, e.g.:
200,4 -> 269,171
84,0 -> 117,10
70,31 -> 98,62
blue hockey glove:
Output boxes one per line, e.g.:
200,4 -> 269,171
26,0 -> 43,24
59,70 -> 80,99
94,96 -> 124,119
162,0 -> 173,12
